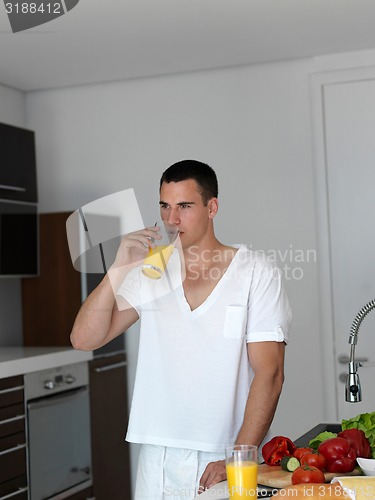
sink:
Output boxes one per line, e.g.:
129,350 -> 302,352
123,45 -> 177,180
294,423 -> 341,448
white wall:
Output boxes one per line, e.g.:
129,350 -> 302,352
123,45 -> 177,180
0,84 -> 27,346
25,58 -> 322,490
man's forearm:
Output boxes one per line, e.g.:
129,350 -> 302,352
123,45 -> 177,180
235,371 -> 284,447
70,264 -> 134,351
70,273 -> 117,350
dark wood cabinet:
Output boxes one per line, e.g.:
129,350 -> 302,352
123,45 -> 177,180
0,375 -> 28,498
89,353 -> 132,500
22,212 -> 82,346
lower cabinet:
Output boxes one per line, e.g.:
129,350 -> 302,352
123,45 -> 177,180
89,353 -> 132,500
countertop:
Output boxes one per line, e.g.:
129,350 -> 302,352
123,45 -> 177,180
0,346 -> 93,379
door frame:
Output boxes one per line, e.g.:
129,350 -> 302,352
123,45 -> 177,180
310,65 -> 375,422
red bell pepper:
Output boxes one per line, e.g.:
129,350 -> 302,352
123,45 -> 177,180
318,437 -> 357,473
262,436 -> 296,466
338,428 -> 371,458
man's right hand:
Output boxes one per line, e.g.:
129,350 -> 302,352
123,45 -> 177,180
70,225 -> 160,351
111,225 -> 162,270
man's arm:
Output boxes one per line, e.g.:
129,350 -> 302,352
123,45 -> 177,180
70,270 -> 139,351
70,225 -> 161,351
236,341 -> 285,445
198,341 -> 285,492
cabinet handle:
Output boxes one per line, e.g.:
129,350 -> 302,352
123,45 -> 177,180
0,487 -> 28,500
0,184 -> 26,192
94,361 -> 127,373
0,385 -> 24,395
0,443 -> 26,457
0,414 -> 25,426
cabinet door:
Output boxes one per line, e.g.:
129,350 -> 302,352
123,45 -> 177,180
0,122 -> 37,202
22,212 -> 82,346
89,353 -> 132,500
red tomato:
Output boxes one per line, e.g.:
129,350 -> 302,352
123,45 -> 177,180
292,465 -> 325,485
300,451 -> 326,471
293,447 -> 313,461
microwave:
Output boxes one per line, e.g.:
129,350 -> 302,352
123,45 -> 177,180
0,199 -> 38,276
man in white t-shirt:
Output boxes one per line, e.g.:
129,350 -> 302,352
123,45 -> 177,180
71,160 -> 292,499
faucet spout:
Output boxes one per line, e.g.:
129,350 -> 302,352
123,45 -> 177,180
345,345 -> 362,402
345,299 -> 375,403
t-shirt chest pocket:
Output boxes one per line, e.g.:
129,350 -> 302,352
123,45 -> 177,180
223,305 -> 247,339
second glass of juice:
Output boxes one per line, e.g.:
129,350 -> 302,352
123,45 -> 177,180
225,445 -> 258,500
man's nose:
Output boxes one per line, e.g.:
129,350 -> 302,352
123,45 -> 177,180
166,208 -> 180,225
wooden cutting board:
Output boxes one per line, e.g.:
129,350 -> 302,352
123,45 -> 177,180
257,464 -> 362,488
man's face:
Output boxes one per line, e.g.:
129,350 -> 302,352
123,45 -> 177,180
159,179 -> 214,249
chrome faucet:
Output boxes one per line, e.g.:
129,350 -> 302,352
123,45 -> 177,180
345,299 -> 375,402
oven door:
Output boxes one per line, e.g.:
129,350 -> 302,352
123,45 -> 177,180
27,387 -> 92,500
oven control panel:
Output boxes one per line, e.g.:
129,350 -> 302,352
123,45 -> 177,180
43,373 -> 76,390
24,362 -> 89,400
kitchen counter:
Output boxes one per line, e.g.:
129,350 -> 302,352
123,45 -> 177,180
0,346 -> 93,379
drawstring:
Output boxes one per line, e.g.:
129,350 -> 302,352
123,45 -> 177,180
194,450 -> 201,496
160,445 -> 166,499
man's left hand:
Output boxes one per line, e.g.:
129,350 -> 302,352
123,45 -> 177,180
198,459 -> 226,493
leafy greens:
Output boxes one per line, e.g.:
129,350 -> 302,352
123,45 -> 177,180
342,412 -> 375,459
309,431 -> 337,450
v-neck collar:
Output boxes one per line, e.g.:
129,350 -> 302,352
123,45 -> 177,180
178,244 -> 244,318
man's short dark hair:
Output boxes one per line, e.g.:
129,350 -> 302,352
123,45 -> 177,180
159,160 -> 218,205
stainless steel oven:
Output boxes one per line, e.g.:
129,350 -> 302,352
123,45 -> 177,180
24,362 -> 92,500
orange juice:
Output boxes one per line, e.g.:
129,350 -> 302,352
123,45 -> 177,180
226,460 -> 258,499
141,244 -> 174,279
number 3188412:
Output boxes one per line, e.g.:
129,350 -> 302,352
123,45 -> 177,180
5,3 -> 63,14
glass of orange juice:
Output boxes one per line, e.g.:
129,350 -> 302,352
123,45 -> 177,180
225,445 -> 258,499
141,220 -> 179,279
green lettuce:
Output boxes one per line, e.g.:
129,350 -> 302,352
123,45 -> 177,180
309,431 -> 337,450
342,412 -> 375,459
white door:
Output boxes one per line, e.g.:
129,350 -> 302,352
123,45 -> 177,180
319,76 -> 375,420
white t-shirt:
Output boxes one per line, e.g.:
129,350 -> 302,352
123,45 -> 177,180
117,244 -> 292,453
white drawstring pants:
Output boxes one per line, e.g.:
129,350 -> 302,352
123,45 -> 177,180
134,444 -> 225,500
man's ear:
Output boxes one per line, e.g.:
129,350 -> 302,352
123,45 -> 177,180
208,198 -> 218,219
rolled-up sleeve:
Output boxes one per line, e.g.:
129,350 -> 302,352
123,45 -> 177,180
246,257 -> 292,344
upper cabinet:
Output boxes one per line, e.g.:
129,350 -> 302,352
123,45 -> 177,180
0,122 -> 37,203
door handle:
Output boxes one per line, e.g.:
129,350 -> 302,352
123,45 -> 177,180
94,361 -> 127,373
0,184 -> 26,192
0,443 -> 26,457
338,354 -> 368,364
0,486 -> 28,499
0,385 -> 24,395
0,414 -> 25,426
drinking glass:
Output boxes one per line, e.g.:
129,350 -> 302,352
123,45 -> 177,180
141,220 -> 179,279
225,445 -> 258,499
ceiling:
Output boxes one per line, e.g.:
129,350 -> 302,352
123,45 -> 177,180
1,0 -> 375,92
